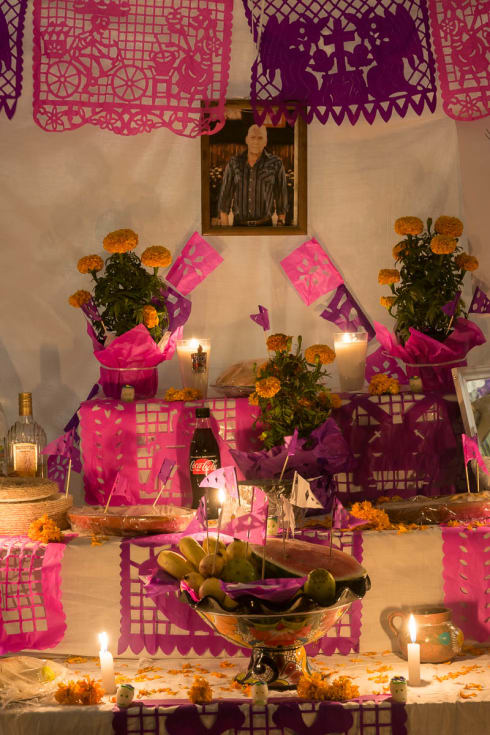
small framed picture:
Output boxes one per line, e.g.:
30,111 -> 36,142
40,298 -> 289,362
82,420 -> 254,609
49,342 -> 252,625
201,100 -> 307,236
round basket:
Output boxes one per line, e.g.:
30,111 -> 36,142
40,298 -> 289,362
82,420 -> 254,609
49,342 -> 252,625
0,494 -> 74,536
0,477 -> 59,503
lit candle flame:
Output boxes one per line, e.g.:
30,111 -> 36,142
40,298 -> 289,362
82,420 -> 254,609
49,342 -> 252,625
189,338 -> 199,349
408,614 -> 417,644
218,488 -> 226,506
98,632 -> 108,652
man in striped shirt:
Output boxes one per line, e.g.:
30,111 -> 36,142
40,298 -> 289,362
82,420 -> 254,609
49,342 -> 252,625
218,125 -> 288,227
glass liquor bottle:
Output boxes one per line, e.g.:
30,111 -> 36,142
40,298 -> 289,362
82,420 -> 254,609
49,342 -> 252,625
6,393 -> 47,477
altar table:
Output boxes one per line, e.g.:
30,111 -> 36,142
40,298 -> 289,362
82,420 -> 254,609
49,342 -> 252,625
1,651 -> 489,735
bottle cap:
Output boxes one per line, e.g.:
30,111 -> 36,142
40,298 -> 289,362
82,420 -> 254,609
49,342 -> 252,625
18,392 -> 33,416
120,385 -> 135,402
195,407 -> 210,418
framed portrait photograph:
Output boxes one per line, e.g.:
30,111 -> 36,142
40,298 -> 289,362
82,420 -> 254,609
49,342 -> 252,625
201,100 -> 307,236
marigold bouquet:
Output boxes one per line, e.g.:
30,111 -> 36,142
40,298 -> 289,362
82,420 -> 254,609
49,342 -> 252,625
69,229 -> 173,343
249,334 -> 338,450
379,216 -> 477,344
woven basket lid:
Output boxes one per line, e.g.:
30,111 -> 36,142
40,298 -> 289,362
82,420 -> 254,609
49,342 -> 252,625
0,477 -> 59,503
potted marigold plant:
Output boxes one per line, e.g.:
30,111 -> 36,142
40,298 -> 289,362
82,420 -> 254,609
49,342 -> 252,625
376,216 -> 485,392
69,229 -> 188,399
231,334 -> 351,511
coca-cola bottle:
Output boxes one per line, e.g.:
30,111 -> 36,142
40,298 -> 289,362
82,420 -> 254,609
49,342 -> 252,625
189,407 -> 221,517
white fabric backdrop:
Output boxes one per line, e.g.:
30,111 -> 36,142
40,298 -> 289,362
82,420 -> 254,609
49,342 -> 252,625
0,2 -> 488,445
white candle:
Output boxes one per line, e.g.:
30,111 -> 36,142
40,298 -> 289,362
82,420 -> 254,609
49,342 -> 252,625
98,632 -> 116,694
407,614 -> 420,686
176,338 -> 211,398
333,332 -> 368,392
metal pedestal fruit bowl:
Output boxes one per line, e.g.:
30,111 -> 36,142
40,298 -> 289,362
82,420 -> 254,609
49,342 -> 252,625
187,583 -> 368,691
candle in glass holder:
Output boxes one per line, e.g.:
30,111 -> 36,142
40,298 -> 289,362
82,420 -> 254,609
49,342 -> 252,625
333,332 -> 368,391
98,632 -> 116,694
407,614 -> 421,686
176,338 -> 211,398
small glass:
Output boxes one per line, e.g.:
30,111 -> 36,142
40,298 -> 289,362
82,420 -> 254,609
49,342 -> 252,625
333,331 -> 368,392
176,338 -> 211,398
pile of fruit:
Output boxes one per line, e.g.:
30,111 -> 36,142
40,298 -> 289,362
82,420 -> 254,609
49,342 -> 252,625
157,535 -> 338,612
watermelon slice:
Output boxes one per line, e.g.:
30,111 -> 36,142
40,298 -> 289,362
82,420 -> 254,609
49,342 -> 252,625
251,538 -> 370,597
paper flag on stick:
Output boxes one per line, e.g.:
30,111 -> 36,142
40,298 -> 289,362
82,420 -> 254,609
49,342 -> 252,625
320,284 -> 375,341
250,305 -> 270,331
107,472 -> 140,506
280,238 -> 343,306
166,232 -> 223,296
199,466 -> 239,500
160,285 -> 192,331
221,485 -> 269,544
441,291 -> 461,317
43,428 -> 79,459
462,434 -> 489,475
183,497 -> 207,534
282,496 -> 296,537
290,472 -> 323,508
284,428 -> 299,457
158,458 -> 175,486
469,286 -> 490,315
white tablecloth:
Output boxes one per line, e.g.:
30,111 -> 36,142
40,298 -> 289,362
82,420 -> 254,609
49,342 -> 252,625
1,651 -> 489,735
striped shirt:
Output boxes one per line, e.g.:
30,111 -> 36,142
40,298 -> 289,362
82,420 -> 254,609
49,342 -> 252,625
218,150 -> 288,222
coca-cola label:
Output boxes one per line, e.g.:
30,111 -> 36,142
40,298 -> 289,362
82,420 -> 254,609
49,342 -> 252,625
190,458 -> 218,475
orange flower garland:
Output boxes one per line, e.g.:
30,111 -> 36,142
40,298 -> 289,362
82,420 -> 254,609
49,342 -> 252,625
297,673 -> 359,701
55,676 -> 104,705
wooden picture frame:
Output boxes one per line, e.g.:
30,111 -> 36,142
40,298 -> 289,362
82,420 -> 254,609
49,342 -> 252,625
201,100 -> 307,236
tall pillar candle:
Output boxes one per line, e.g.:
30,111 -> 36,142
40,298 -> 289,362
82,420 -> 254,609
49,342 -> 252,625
176,338 -> 211,398
98,632 -> 116,694
407,614 -> 421,686
333,332 -> 368,391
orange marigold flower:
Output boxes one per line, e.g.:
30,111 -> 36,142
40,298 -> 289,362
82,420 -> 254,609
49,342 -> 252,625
256,376 -> 281,399
350,501 -> 392,531
68,290 -> 92,308
305,344 -> 336,365
77,255 -> 104,274
54,681 -> 80,705
392,241 -> 408,260
430,234 -> 457,255
103,228 -> 138,254
266,333 -> 290,352
297,673 -> 359,701
380,296 -> 396,309
142,305 -> 159,329
141,246 -> 172,269
455,253 -> 479,271
328,392 -> 342,409
394,217 -> 424,236
434,216 -> 463,238
28,514 -> 62,544
369,373 -> 400,396
378,269 -> 400,285
248,392 -> 259,406
188,676 -> 213,704
74,676 -> 105,705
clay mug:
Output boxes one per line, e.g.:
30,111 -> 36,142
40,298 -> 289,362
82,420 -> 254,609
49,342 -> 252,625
387,606 -> 464,663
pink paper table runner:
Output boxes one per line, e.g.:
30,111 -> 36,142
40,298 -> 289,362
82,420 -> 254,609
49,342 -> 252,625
0,536 -> 67,654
